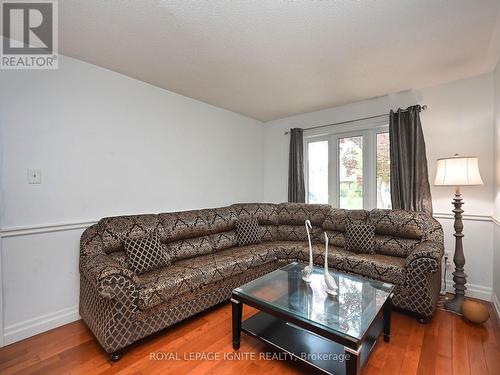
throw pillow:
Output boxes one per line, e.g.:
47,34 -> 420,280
235,219 -> 262,246
123,232 -> 171,274
345,223 -> 375,254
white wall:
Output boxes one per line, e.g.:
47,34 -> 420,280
0,55 -> 264,345
263,74 -> 495,301
494,60 -> 500,320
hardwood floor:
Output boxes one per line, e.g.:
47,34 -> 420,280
0,302 -> 498,375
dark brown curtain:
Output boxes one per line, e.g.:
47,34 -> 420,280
389,105 -> 433,214
288,128 -> 305,202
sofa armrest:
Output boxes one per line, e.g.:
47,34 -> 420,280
80,224 -> 138,300
80,253 -> 138,299
405,240 -> 444,268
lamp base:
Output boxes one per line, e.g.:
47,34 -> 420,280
444,293 -> 464,315
445,187 -> 466,316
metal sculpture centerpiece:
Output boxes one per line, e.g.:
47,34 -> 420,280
301,219 -> 314,283
323,232 -> 338,296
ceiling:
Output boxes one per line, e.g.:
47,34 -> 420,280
59,0 -> 500,121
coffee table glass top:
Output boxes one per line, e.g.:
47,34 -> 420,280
233,262 -> 394,341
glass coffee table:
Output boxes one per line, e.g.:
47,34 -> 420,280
231,262 -> 394,375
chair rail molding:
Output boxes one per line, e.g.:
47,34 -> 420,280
432,212 -> 492,222
0,213 -> 493,238
0,220 -> 98,237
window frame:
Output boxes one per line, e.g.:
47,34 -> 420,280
304,117 -> 389,210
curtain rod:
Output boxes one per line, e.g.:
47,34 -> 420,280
284,104 -> 427,135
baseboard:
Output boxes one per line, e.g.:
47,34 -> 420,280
492,293 -> 500,325
3,306 -> 80,346
445,279 -> 492,301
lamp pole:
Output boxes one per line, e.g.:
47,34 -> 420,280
445,186 -> 466,314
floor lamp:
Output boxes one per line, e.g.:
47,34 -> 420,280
434,155 -> 483,314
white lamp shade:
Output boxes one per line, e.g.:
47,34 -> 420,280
434,156 -> 483,186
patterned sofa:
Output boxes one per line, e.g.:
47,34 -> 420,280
79,203 -> 444,359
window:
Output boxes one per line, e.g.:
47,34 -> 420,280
307,141 -> 329,203
305,121 -> 390,210
339,136 -> 363,209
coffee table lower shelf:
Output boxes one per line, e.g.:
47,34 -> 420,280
241,311 -> 381,375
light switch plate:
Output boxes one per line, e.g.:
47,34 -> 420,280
28,168 -> 41,184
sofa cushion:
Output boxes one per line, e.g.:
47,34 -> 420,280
205,206 -> 238,233
136,244 -> 277,310
232,203 -> 278,225
275,242 -> 404,285
368,209 -> 426,240
165,237 -> 403,287
176,244 -> 276,280
268,241 -> 350,271
235,219 -> 262,246
98,214 -> 167,253
135,265 -> 207,310
323,209 -> 369,232
166,236 -> 213,260
345,223 -> 375,254
209,230 -> 239,251
276,202 -> 330,226
322,230 -> 345,247
277,224 -> 323,242
159,209 -> 211,241
269,241 -> 303,260
374,235 -> 420,258
343,253 -> 405,285
260,225 -> 278,242
123,232 -> 172,275
301,243 -> 353,271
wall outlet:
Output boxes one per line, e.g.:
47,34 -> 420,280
28,168 -> 41,184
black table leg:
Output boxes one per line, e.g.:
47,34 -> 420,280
231,297 -> 242,350
344,346 -> 361,375
383,298 -> 391,342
